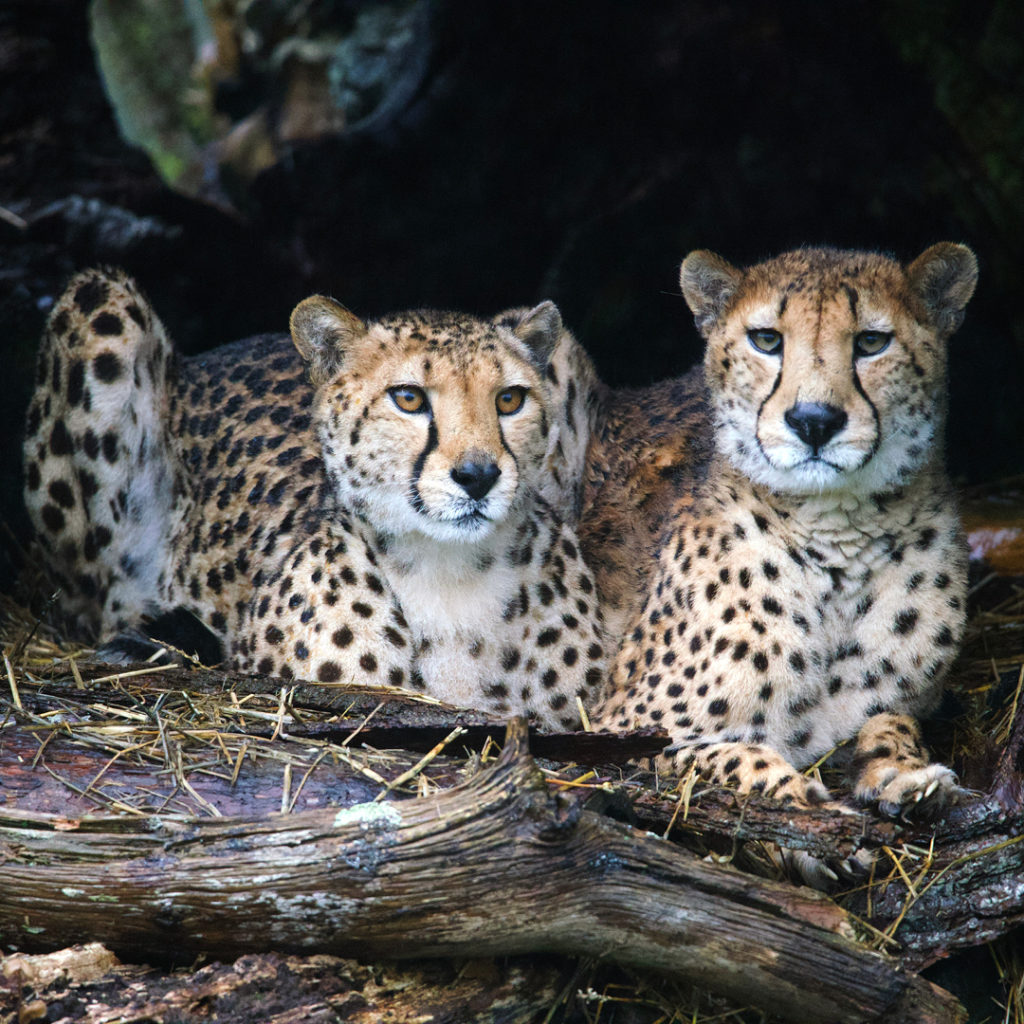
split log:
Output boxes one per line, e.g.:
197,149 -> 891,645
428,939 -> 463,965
0,719 -> 963,1024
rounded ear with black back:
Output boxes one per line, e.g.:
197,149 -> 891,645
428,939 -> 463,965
679,250 -> 743,338
510,300 -> 562,369
906,243 -> 979,337
290,296 -> 367,385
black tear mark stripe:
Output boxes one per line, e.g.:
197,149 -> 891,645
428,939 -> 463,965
849,347 -> 881,465
754,362 -> 783,465
409,418 -> 438,515
496,418 -> 520,471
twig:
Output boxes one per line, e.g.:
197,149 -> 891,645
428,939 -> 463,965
374,726 -> 467,802
80,663 -> 179,686
287,750 -> 329,813
342,700 -> 385,748
280,762 -> 292,814
4,652 -> 22,710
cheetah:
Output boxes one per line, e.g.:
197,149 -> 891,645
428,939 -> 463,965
590,243 -> 978,815
22,270 -> 607,729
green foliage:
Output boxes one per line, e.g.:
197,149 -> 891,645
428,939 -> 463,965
89,0 -> 223,198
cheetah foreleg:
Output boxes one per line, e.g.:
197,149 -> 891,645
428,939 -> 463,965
668,740 -> 866,891
669,740 -> 831,808
851,713 -> 961,819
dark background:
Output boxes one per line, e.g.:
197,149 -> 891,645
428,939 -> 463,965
3,0 -> 1023,562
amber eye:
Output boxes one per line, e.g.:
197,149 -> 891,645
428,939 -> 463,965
389,385 -> 428,414
747,328 -> 783,354
496,386 -> 527,416
854,330 -> 893,357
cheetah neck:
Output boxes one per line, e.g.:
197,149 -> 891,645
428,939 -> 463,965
368,516 -> 524,643
712,458 -> 953,568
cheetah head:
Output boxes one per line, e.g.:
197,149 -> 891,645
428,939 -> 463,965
291,297 -> 563,543
680,243 -> 978,495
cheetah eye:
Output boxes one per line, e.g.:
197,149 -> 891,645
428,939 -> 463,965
389,385 -> 429,414
747,328 -> 783,354
496,386 -> 528,416
854,330 -> 893,357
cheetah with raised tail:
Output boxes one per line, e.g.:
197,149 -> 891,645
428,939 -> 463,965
590,243 -> 977,815
22,270 -> 606,729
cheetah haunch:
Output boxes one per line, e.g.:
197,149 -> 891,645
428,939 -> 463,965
593,243 -> 978,816
22,271 -> 606,730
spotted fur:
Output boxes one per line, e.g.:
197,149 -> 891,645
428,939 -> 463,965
591,244 -> 977,814
23,270 -> 606,729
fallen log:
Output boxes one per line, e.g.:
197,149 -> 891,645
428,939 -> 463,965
0,945 -> 566,1024
0,719 -> 963,1024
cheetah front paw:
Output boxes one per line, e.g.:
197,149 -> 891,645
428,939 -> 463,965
766,772 -> 832,808
855,762 -> 961,819
772,846 -> 873,892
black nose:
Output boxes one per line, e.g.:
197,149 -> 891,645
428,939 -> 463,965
784,402 -> 848,453
450,458 -> 501,500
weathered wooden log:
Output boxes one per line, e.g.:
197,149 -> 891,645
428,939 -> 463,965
0,719 -> 963,1024
0,944 -> 566,1023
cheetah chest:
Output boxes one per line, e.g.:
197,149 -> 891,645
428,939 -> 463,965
385,532 -> 521,702
661,489 -> 965,766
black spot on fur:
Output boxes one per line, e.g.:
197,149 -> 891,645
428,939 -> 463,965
91,313 -> 124,336
49,420 -> 74,456
66,360 -> 85,405
74,277 -> 110,315
101,431 -> 119,463
41,504 -> 65,533
537,628 -> 560,647
894,609 -> 919,635
93,351 -> 123,382
48,479 -> 75,508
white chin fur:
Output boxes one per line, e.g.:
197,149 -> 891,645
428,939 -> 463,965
416,513 -> 497,544
731,439 -> 925,497
338,483 -> 509,544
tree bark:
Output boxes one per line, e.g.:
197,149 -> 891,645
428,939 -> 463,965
0,719 -> 964,1024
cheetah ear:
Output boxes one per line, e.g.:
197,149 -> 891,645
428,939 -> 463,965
510,300 -> 562,368
290,295 -> 367,385
907,243 -> 978,336
679,250 -> 742,337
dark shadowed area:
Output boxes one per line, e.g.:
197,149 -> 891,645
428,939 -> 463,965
3,1 -> 1023,571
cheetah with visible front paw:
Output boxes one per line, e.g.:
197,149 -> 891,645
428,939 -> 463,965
22,270 -> 606,729
590,243 -> 977,816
